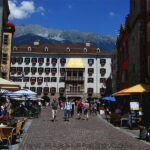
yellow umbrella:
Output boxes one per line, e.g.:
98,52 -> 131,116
120,84 -> 150,93
112,84 -> 150,96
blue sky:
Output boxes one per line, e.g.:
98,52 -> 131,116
8,0 -> 129,35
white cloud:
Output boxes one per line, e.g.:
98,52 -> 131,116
8,0 -> 45,20
109,11 -> 115,17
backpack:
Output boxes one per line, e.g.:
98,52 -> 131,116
52,101 -> 58,109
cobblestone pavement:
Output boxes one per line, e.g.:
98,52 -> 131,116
19,107 -> 150,150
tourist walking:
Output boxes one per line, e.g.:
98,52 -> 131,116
82,100 -> 89,120
77,100 -> 83,119
51,98 -> 58,121
64,99 -> 72,121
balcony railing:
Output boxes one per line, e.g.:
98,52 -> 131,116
65,76 -> 84,81
65,90 -> 84,95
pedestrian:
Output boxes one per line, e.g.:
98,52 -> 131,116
77,99 -> 83,119
82,100 -> 89,120
51,98 -> 58,121
64,99 -> 72,121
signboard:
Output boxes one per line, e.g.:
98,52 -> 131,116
130,102 -> 139,110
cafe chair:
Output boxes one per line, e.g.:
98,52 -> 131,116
0,127 -> 14,149
12,121 -> 23,142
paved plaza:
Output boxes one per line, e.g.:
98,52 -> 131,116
18,107 -> 150,150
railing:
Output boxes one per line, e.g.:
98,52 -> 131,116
65,76 -> 84,81
65,90 -> 84,95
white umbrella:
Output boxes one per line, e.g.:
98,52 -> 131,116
6,88 -> 37,98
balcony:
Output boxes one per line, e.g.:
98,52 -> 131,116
65,90 -> 84,95
65,76 -> 84,81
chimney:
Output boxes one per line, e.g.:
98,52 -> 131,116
85,42 -> 91,47
33,40 -> 40,46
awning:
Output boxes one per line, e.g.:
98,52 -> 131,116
65,58 -> 85,69
112,83 -> 150,96
0,78 -> 20,90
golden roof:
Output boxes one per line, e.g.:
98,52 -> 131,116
65,58 -> 85,68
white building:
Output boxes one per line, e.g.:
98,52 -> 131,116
10,42 -> 112,99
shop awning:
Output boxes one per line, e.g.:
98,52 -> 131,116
65,58 -> 85,69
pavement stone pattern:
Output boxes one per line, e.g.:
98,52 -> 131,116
19,107 -> 150,150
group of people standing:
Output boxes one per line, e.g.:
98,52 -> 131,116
50,98 -> 92,122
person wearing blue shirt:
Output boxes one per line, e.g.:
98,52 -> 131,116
64,99 -> 72,121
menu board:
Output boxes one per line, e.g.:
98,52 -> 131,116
129,102 -> 139,128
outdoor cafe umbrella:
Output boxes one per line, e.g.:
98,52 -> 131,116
6,89 -> 37,98
101,96 -> 116,102
0,78 -> 20,90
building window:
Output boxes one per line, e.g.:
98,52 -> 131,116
60,68 -> 65,75
17,67 -> 23,75
50,87 -> 56,96
100,68 -> 106,76
51,77 -> 57,82
59,77 -> 65,82
38,58 -> 44,65
28,47 -> 32,51
83,48 -> 87,53
38,67 -> 43,75
23,77 -> 29,82
44,77 -> 50,82
51,68 -> 57,75
2,53 -> 8,64
88,59 -> 94,66
88,78 -> 94,83
30,77 -> 36,85
3,34 -> 9,45
88,68 -> 94,76
46,58 -> 50,65
10,67 -> 16,75
43,87 -> 49,95
100,88 -> 105,96
87,88 -> 93,96
60,58 -> 66,66
100,59 -> 106,66
31,58 -> 37,64
37,77 -> 43,85
37,87 -> 42,95
11,57 -> 17,64
51,58 -> 57,66
31,67 -> 37,74
45,68 -> 50,75
17,77 -> 22,82
24,67 -> 30,75
100,78 -> 106,83
17,57 -> 23,64
30,87 -> 36,92
24,58 -> 30,64
44,47 -> 48,52
59,87 -> 65,95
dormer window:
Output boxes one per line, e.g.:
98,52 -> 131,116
45,46 -> 48,52
13,46 -> 17,51
83,48 -> 87,53
66,47 -> 70,52
28,46 -> 32,51
97,48 -> 101,52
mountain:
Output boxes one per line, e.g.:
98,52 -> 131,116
13,24 -> 116,51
